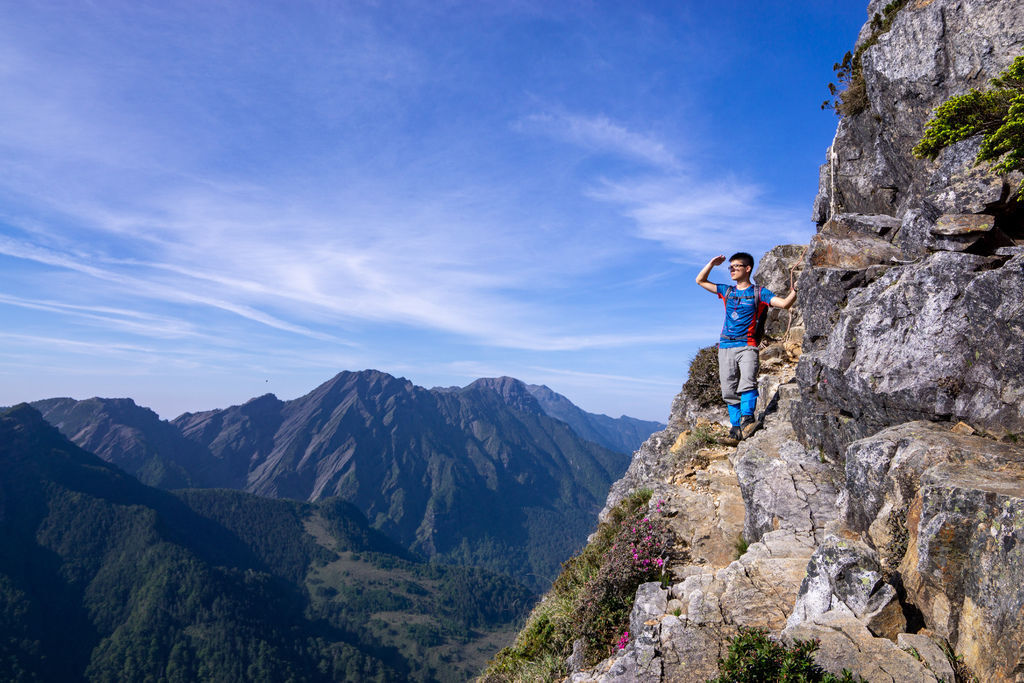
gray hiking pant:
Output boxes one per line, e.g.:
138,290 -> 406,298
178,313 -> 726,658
718,346 -> 759,405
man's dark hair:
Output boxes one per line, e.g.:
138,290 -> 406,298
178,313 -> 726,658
729,252 -> 754,268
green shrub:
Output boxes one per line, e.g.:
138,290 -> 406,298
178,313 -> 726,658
710,628 -> 866,682
684,424 -> 717,454
822,0 -> 908,116
683,345 -> 720,409
914,53 -> 1024,197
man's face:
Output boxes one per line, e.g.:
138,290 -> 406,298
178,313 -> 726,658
729,261 -> 751,282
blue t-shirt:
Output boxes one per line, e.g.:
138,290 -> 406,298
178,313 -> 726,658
716,283 -> 775,348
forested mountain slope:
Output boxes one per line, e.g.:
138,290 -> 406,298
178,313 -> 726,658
0,404 -> 533,682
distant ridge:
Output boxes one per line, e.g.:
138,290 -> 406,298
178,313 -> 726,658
523,382 -> 664,455
30,370 -> 641,589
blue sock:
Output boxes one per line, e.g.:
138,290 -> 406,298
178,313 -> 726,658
727,403 -> 742,427
740,390 -> 758,418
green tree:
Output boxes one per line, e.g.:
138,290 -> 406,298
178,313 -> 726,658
914,53 -> 1024,196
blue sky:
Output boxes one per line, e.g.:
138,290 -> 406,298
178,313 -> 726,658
0,1 -> 866,422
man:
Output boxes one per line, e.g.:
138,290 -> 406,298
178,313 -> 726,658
696,252 -> 796,441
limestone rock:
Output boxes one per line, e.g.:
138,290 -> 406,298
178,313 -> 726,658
896,633 -> 956,683
732,416 -> 841,545
814,0 -> 1024,222
924,136 -> 1017,216
783,612 -> 943,682
600,425 -> 681,523
630,582 -> 668,639
571,584 -> 666,683
672,528 -> 817,629
566,638 -> 588,674
808,228 -> 903,271
840,422 -> 1024,681
658,529 -> 817,680
660,453 -> 746,573
829,212 -> 902,238
909,461 -> 1024,682
795,258 -> 890,355
658,614 -> 728,682
787,536 -> 905,641
794,251 -> 1024,458
932,213 -> 995,236
753,243 -> 805,341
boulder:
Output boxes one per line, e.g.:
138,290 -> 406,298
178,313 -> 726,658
896,633 -> 956,683
732,415 -> 841,545
786,535 -> 906,641
808,229 -> 903,271
569,583 -> 667,683
840,422 -> 1024,682
932,213 -> 995,236
795,257 -> 891,355
909,461 -> 1024,682
659,451 -> 746,574
794,250 -> 1024,458
753,243 -> 805,341
783,612 -> 944,682
661,529 -> 819,681
657,614 -> 729,682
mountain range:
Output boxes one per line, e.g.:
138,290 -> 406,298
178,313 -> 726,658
0,403 -> 536,681
28,371 -> 663,589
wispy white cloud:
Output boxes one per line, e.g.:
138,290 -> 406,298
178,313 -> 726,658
586,175 -> 810,257
526,366 -> 680,388
519,111 -> 680,169
0,293 -> 201,339
0,236 -> 342,342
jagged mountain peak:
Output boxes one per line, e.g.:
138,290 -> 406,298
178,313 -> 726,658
463,376 -> 544,414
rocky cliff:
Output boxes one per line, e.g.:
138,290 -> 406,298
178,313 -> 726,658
540,1 -> 1024,680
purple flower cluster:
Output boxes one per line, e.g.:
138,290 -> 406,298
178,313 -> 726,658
570,496 -> 674,661
620,499 -> 668,575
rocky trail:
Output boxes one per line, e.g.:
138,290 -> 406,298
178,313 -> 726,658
570,347 -> 967,682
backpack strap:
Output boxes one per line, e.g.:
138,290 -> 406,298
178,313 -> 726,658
752,285 -> 769,345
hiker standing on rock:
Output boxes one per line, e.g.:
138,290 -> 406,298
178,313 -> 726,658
696,252 -> 796,441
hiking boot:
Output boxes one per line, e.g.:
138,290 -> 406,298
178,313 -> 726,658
740,415 -> 760,439
729,425 -> 743,442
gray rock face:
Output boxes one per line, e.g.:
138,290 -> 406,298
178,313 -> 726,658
753,244 -> 804,340
569,583 -> 666,683
794,250 -> 1024,457
840,422 -> 1024,681
896,633 -> 956,683
784,612 -> 944,683
732,411 -> 841,545
912,462 -> 1024,682
815,0 -> 1024,223
786,536 -> 905,640
796,213 -> 899,357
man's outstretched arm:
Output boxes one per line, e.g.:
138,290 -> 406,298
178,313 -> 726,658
770,286 -> 797,310
696,255 -> 725,293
